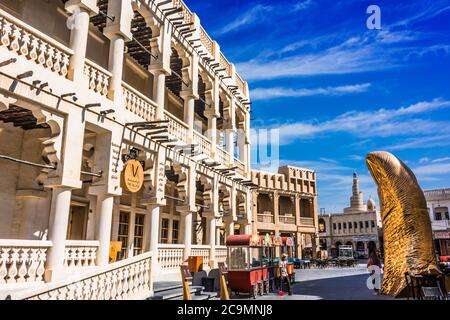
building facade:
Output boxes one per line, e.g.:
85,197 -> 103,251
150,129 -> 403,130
318,172 -> 382,258
424,188 -> 450,256
0,0 -> 254,299
251,166 -> 319,259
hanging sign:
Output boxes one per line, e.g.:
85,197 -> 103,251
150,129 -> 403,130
121,160 -> 144,193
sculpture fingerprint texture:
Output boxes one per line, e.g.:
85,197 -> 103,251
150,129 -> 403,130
366,151 -> 439,298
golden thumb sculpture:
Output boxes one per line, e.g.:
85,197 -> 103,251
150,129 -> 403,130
366,151 -> 439,298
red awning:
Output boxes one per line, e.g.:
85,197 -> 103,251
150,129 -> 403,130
226,234 -> 261,246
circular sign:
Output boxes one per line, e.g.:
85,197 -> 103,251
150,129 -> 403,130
122,160 -> 144,193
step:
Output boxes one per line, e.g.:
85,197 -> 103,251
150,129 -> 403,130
171,291 -> 218,301
151,285 -> 204,300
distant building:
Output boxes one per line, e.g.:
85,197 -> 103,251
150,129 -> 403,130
251,166 -> 319,259
424,188 -> 450,256
318,172 -> 382,258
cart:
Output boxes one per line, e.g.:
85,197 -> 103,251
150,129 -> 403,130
226,234 -> 271,298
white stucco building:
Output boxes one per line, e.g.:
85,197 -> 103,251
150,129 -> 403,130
0,0 -> 254,299
424,188 -> 450,256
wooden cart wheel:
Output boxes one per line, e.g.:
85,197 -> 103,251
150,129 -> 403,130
252,284 -> 258,299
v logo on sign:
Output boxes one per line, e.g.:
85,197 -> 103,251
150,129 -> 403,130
132,164 -> 139,177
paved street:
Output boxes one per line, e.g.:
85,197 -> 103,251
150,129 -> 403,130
236,263 -> 394,300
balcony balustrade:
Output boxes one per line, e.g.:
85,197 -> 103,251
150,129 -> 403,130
63,241 -> 99,270
300,217 -> 315,226
257,213 -> 275,224
84,59 -> 111,97
279,215 -> 296,225
157,244 -> 185,272
215,246 -> 227,264
191,245 -> 211,270
0,240 -> 52,284
0,8 -> 72,78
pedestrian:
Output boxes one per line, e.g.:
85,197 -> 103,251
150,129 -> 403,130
367,242 -> 382,294
279,253 -> 292,296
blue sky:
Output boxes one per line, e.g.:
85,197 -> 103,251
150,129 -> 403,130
184,0 -> 450,213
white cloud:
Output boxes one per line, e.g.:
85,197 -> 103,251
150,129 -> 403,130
269,99 -> 450,145
432,157 -> 450,163
237,40 -> 389,80
348,155 -> 364,161
217,5 -> 272,35
386,134 -> 450,150
251,83 -> 371,100
293,0 -> 315,11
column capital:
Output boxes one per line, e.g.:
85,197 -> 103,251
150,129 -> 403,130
103,0 -> 133,41
204,108 -> 220,119
65,0 -> 99,16
149,65 -> 171,77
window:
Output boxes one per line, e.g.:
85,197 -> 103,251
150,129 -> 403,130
338,223 -> 342,230
365,221 -> 369,228
349,222 -> 352,229
172,220 -> 179,244
133,214 -> 145,256
354,222 -> 357,229
435,212 -> 442,221
161,218 -> 169,243
446,211 -> 449,220
333,223 -> 336,230
118,212 -> 129,260
359,221 -> 363,229
343,222 -> 347,229
371,220 -> 375,228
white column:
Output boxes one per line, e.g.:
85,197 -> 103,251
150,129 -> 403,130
181,212 -> 193,261
226,220 -> 234,237
206,216 -> 216,268
147,205 -> 160,254
66,6 -> 93,83
96,194 -> 115,267
183,96 -> 195,143
226,127 -> 235,162
216,226 -> 221,246
207,115 -> 217,159
45,187 -> 72,281
107,34 -> 126,101
153,72 -> 166,120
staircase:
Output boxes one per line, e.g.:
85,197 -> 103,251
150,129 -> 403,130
151,281 -> 218,300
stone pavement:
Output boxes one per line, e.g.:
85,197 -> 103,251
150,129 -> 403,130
237,264 -> 395,300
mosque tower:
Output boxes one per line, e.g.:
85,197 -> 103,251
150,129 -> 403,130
344,171 -> 367,213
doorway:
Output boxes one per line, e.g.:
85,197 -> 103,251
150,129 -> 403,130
67,203 -> 88,240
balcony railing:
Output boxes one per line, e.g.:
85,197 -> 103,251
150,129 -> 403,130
0,8 -> 72,78
217,146 -> 231,165
0,239 -> 52,284
164,111 -> 189,144
215,246 -> 227,264
14,252 -> 153,300
84,59 -> 111,98
63,240 -> 99,270
300,217 -> 315,226
235,158 -> 245,176
157,244 -> 184,272
279,215 -> 296,225
122,82 -> 157,121
191,245 -> 210,270
193,131 -> 212,158
257,213 -> 275,224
